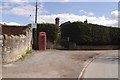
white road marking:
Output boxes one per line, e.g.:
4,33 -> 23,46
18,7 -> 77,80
78,57 -> 95,80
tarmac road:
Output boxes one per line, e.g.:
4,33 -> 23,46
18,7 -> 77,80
2,50 -> 119,79
83,50 -> 119,79
2,50 -> 99,78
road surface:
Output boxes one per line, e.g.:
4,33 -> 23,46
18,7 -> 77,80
2,50 -> 119,79
83,50 -> 119,79
2,50 -> 99,78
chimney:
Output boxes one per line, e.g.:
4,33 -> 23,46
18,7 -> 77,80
55,17 -> 60,26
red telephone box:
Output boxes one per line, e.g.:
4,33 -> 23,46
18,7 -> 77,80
38,32 -> 46,51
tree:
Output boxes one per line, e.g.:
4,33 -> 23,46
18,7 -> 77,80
84,19 -> 88,23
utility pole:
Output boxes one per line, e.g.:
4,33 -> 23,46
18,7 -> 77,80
33,0 -> 38,49
35,0 -> 38,24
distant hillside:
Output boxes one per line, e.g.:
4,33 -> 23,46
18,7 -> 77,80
60,21 -> 120,47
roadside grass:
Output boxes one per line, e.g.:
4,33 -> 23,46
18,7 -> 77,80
19,48 -> 32,61
3,48 -> 32,64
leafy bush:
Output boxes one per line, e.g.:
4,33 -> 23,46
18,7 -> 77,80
60,21 -> 120,47
33,23 -> 59,49
37,23 -> 59,43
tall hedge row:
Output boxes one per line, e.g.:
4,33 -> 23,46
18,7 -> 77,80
32,23 -> 59,49
37,23 -> 59,43
60,21 -> 120,45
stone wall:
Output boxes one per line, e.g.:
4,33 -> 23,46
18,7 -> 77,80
1,25 -> 32,63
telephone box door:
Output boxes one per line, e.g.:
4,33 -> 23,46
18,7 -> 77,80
38,32 -> 46,51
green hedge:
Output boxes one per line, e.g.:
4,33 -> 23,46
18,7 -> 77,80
60,21 -> 120,46
37,23 -> 59,43
33,23 -> 59,50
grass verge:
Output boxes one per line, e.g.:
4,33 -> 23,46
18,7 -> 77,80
20,48 -> 32,61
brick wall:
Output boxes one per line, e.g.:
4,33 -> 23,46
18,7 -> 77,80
2,25 -> 28,36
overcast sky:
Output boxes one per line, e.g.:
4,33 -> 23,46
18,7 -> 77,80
0,0 -> 119,27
